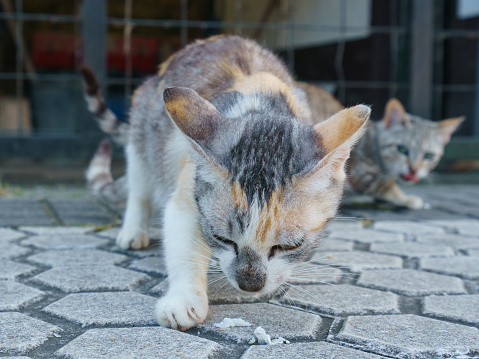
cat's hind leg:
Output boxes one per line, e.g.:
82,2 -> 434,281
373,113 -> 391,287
117,144 -> 152,249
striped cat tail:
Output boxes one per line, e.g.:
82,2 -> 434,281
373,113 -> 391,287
85,139 -> 128,205
79,65 -> 129,145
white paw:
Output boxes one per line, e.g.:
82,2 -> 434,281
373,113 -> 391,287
406,195 -> 428,210
155,291 -> 208,331
116,228 -> 149,249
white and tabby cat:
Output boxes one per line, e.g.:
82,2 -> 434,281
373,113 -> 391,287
81,35 -> 370,330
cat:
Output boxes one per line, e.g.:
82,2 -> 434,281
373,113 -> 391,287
297,83 -> 464,210
80,35 -> 370,331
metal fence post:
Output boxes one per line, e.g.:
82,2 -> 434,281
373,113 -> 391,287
409,0 -> 434,119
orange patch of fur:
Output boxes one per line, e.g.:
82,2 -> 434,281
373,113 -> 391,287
231,181 -> 248,210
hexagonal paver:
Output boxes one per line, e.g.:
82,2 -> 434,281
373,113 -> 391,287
242,342 -> 388,359
0,281 -> 45,310
0,242 -> 31,259
19,226 -> 95,235
31,265 -> 149,292
416,233 -> 479,250
289,263 -> 343,284
424,294 -> 479,325
459,227 -> 479,237
318,238 -> 354,251
468,249 -> 479,256
311,251 -> 402,272
374,221 -> 445,235
43,292 -> 157,326
335,314 -> 479,358
0,228 -> 26,242
420,256 -> 479,279
358,269 -> 466,296
97,226 -> 162,240
0,259 -> 37,279
370,242 -> 454,258
328,229 -> 404,243
0,312 -> 61,353
280,284 -> 399,315
327,221 -> 363,232
200,303 -> 321,343
21,234 -> 109,250
27,249 -> 128,266
129,256 -> 166,275
56,327 -> 222,359
423,219 -> 479,230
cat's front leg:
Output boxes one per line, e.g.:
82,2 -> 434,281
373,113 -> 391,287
376,180 -> 430,210
155,194 -> 210,331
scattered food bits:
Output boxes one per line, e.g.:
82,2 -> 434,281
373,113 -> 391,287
214,317 -> 252,330
249,326 -> 290,345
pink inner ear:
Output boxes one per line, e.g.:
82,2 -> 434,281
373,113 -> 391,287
386,108 -> 404,128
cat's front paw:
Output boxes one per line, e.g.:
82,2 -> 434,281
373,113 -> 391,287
155,291 -> 208,331
405,195 -> 430,210
116,228 -> 149,249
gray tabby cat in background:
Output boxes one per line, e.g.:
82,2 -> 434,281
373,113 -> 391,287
80,35 -> 370,331
297,82 -> 464,210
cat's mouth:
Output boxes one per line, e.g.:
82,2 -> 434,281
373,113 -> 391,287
400,173 -> 420,183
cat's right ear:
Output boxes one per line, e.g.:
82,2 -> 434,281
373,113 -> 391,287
383,98 -> 409,128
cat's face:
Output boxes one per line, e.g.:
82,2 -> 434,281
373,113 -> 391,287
377,99 -> 464,183
164,87 -> 370,294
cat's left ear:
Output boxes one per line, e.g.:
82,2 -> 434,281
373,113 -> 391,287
436,116 -> 465,145
383,98 -> 409,128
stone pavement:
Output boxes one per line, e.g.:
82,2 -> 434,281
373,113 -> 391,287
0,184 -> 478,358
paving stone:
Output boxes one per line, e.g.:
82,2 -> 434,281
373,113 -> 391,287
370,242 -> 454,258
289,263 -> 343,284
335,314 -> 479,358
0,259 -> 37,279
416,233 -> 479,250
0,199 -> 52,226
423,219 -> 479,231
420,256 -> 479,279
27,249 -> 128,266
96,226 -> 163,240
112,239 -> 163,258
0,312 -> 61,353
0,228 -> 26,241
467,249 -> 479,256
374,221 -> 445,235
200,303 -> 321,343
358,269 -> 466,296
328,229 -> 404,243
311,251 -> 402,272
0,281 -> 45,311
459,226 -> 479,237
3,357 -> 32,359
19,226 -> 95,235
43,292 -> 157,326
57,327 -> 222,359
31,265 -> 149,292
242,341 -> 387,359
327,221 -> 363,232
129,256 -> 166,275
318,238 -> 354,251
424,294 -> 479,325
0,242 -> 32,259
49,199 -> 114,225
21,234 -> 109,250
280,284 -> 400,315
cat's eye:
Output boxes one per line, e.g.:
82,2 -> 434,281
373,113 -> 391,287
213,235 -> 238,254
268,242 -> 303,259
424,152 -> 434,160
397,144 -> 409,155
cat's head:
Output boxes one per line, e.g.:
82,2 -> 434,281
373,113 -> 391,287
377,98 -> 464,183
164,87 -> 369,294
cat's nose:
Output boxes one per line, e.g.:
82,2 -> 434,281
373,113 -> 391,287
234,247 -> 267,292
236,269 -> 266,292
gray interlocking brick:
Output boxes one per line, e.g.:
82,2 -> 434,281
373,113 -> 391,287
280,284 -> 399,315
422,219 -> 479,230
19,226 -> 95,235
56,327 -> 222,359
27,249 -> 128,266
200,303 -> 322,343
424,294 -> 479,325
369,242 -> 454,258
328,229 -> 404,243
358,269 -> 466,296
289,263 -> 343,284
43,292 -> 157,326
31,265 -> 149,292
3,357 -> 32,359
416,233 -> 479,250
21,234 -> 109,250
97,226 -> 163,240
374,221 -> 445,235
0,312 -> 61,353
129,256 -> 166,275
467,249 -> 479,256
327,221 -> 363,232
242,342 -> 388,359
318,238 -> 354,251
0,242 -> 31,259
335,314 -> 479,358
311,251 -> 402,272
420,256 -> 479,279
0,281 -> 45,311
0,228 -> 26,242
0,259 -> 37,279
0,199 -> 52,226
49,199 -> 114,225
459,226 -> 479,237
